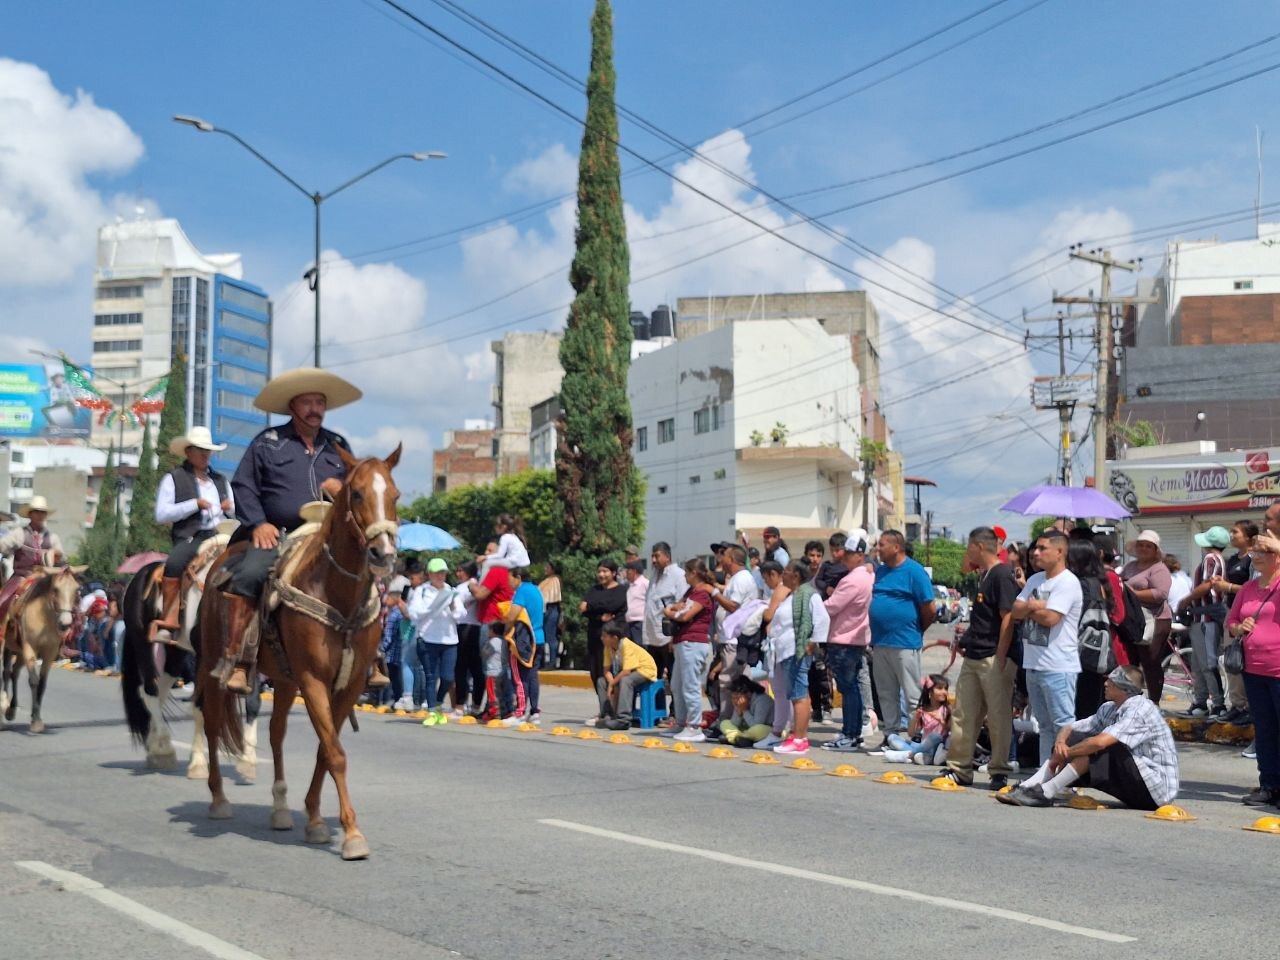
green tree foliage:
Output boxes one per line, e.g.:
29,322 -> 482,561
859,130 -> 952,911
1029,516 -> 1058,541
156,353 -> 188,476
555,0 -> 636,558
82,443 -> 124,581
127,417 -> 166,554
919,537 -> 971,588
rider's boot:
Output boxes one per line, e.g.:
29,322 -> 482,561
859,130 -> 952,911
367,654 -> 391,689
148,577 -> 182,643
220,592 -> 258,695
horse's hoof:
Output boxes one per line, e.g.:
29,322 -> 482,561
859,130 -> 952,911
208,799 -> 232,820
235,759 -> 257,782
186,762 -> 209,781
341,834 -> 370,861
270,809 -> 293,831
29,719 -> 45,735
147,751 -> 177,771
304,822 -> 331,845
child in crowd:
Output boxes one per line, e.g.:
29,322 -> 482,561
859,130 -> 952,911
883,673 -> 952,765
596,621 -> 657,729
481,623 -> 506,722
478,514 -> 530,579
718,676 -> 774,746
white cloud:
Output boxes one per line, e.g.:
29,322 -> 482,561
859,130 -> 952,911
463,348 -> 494,382
0,59 -> 148,287
503,143 -> 576,197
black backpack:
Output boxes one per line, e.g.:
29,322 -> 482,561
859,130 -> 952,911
1077,576 -> 1115,675
1115,583 -> 1147,648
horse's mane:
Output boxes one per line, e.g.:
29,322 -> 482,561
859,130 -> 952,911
25,573 -> 56,600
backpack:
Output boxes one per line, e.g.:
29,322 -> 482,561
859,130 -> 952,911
1115,583 -> 1148,648
1077,576 -> 1115,675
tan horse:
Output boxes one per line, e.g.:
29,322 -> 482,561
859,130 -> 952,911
194,444 -> 400,860
1,566 -> 83,734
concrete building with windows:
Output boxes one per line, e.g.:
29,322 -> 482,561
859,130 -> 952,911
629,314 -> 866,561
490,331 -> 564,476
431,421 -> 497,493
1120,224 -> 1280,451
94,218 -> 271,473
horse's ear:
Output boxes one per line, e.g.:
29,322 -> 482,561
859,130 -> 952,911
335,444 -> 358,470
384,443 -> 402,470
68,565 -> 88,576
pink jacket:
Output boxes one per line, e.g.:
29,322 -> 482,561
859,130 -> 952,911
824,564 -> 873,646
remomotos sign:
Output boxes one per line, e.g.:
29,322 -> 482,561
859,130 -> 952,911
1107,449 -> 1280,515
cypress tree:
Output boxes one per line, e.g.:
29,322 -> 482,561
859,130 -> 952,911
555,0 -> 637,558
156,352 -> 188,476
82,443 -> 124,581
127,416 -> 166,553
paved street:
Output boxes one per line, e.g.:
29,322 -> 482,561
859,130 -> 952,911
1,665 -> 1274,960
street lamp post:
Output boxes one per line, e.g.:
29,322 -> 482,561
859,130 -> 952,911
173,115 -> 445,367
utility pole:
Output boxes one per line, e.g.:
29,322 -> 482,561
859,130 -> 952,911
1053,248 -> 1154,495
1025,309 -> 1091,485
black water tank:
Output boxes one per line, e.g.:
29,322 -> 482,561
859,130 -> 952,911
629,310 -> 650,340
650,303 -> 674,338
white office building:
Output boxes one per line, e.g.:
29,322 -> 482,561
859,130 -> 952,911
93,217 -> 272,474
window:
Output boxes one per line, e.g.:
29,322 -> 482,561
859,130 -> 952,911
171,276 -> 190,361
657,418 -> 675,443
657,485 -> 668,495
96,284 -> 143,300
193,279 -> 210,426
12,476 -> 33,489
1234,279 -> 1254,290
219,283 -> 269,315
636,426 -> 648,452
694,404 -> 723,435
216,415 -> 263,440
218,364 -> 268,390
93,339 -> 141,353
94,313 -> 142,327
219,309 -> 268,341
95,365 -> 138,382
217,336 -> 268,366
217,390 -> 259,413
10,450 -> 23,464
713,468 -> 726,480
689,474 -> 701,485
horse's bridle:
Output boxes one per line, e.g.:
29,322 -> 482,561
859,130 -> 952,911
321,505 -> 398,581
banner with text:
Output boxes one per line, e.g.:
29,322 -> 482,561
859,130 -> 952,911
0,364 -> 94,439
1107,449 -> 1280,515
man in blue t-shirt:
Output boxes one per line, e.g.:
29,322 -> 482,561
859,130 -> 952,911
869,529 -> 936,736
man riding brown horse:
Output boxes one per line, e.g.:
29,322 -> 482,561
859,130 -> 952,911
217,367 -> 390,694
150,426 -> 234,643
0,496 -> 65,632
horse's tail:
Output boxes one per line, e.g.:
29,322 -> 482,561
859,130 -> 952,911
192,595 -> 245,755
120,562 -> 163,745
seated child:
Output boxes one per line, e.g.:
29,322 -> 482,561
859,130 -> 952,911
595,621 -> 658,729
883,673 -> 951,765
718,676 -> 774,746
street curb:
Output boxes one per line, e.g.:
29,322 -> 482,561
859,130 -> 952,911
539,670 -> 594,690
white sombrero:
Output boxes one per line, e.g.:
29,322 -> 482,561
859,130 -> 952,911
19,495 -> 54,518
253,367 -> 362,416
169,425 -> 227,457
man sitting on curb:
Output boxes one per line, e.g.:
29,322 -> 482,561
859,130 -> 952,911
596,621 -> 658,730
997,665 -> 1179,810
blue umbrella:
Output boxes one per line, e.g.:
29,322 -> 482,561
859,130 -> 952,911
397,522 -> 462,551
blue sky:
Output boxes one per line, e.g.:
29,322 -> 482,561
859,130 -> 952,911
4,1 -> 1279,538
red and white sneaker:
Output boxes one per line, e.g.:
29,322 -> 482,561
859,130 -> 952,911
773,737 -> 810,755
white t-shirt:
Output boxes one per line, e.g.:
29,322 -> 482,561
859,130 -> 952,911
769,600 -> 796,663
717,569 -> 759,641
810,593 -> 830,645
1017,569 -> 1083,673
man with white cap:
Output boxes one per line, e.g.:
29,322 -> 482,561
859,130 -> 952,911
218,367 -> 375,694
820,528 -> 873,751
150,426 -> 234,643
0,495 -> 64,621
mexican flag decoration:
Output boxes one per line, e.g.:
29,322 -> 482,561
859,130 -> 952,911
131,376 -> 167,418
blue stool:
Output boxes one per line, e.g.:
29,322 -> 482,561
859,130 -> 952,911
634,679 -> 668,728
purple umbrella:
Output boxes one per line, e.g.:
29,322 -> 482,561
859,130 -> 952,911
999,484 -> 1131,520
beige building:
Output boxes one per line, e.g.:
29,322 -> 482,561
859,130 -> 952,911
432,424 -> 497,493
491,332 -> 564,476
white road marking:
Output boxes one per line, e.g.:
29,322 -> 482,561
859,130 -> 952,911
16,861 -> 270,960
538,819 -> 1136,945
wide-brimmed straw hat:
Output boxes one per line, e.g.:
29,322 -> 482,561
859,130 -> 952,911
1125,529 -> 1163,556
19,495 -> 54,518
254,367 -> 362,416
169,425 -> 227,457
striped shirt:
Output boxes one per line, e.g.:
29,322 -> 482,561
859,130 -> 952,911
1071,695 -> 1180,805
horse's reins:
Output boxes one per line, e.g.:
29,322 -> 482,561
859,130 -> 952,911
321,510 -> 397,581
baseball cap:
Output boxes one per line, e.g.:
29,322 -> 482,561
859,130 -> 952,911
709,541 -> 733,553
426,557 -> 449,574
992,525 -> 1008,542
763,525 -> 781,537
844,528 -> 870,554
1194,526 -> 1230,549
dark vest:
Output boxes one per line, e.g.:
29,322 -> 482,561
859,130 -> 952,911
169,463 -> 230,542
12,527 -> 51,577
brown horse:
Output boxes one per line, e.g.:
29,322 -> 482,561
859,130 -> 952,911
1,566 -> 83,734
194,444 -> 400,860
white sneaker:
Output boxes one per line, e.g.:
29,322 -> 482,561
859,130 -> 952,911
585,716 -> 601,726
501,716 -> 522,727
753,733 -> 783,749
674,727 -> 706,742
394,697 -> 414,712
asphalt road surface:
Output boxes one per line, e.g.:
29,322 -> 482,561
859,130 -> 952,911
1,666 -> 1274,960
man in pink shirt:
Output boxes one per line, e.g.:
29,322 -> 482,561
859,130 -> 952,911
821,529 -> 873,751
623,560 -> 649,646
